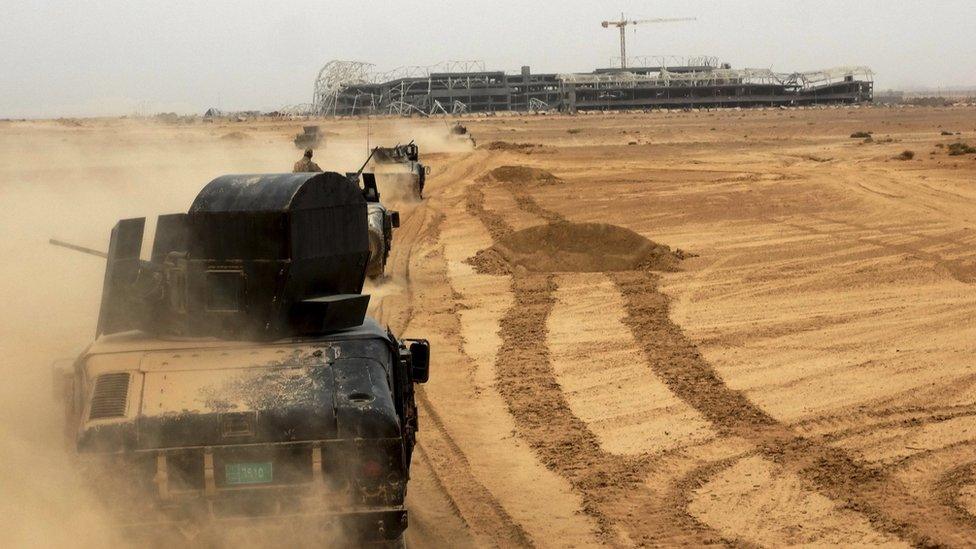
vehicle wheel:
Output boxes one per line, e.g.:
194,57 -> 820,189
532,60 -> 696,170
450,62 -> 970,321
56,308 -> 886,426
366,232 -> 384,278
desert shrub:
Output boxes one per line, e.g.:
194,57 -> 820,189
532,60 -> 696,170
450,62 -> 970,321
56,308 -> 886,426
894,150 -> 915,160
850,131 -> 873,138
947,142 -> 976,156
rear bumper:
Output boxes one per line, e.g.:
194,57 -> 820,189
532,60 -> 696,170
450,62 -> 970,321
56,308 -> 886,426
119,506 -> 407,541
79,438 -> 408,540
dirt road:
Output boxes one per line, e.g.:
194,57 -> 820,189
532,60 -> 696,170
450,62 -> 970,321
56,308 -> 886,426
2,106 -> 976,547
379,107 -> 976,547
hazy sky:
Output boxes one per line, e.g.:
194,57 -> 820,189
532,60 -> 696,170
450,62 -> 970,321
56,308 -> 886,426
2,0 -> 975,118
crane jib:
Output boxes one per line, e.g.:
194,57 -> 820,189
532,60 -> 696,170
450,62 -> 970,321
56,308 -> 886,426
599,14 -> 697,69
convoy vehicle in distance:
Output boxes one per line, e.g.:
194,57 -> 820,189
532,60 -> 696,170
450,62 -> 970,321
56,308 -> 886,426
448,122 -> 475,146
293,125 -> 324,149
362,173 -> 400,279
368,141 -> 429,199
52,172 -> 429,546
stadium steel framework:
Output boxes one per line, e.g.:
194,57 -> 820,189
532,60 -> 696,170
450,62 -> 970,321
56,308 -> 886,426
306,58 -> 873,116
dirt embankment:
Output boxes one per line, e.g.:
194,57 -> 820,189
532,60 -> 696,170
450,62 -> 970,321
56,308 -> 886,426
481,141 -> 550,154
468,166 -> 682,275
479,165 -> 562,185
470,222 -> 681,275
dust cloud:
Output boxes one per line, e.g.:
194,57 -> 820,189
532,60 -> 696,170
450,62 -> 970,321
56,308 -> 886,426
388,120 -> 476,154
0,118 -> 298,548
0,116 -> 459,547
364,275 -> 407,302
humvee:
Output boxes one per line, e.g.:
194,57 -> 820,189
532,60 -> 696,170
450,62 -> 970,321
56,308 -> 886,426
368,142 -> 429,199
363,173 -> 400,279
448,122 -> 475,146
53,172 -> 428,545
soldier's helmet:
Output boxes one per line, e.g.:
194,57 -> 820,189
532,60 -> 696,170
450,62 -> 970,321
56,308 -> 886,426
304,148 -> 314,158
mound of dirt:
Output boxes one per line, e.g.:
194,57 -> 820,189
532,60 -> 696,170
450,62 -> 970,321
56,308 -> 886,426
482,141 -> 549,154
469,222 -> 682,274
220,131 -> 251,141
481,165 -> 562,185
467,247 -> 515,275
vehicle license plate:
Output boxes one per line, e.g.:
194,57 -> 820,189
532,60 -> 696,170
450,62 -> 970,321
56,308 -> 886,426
225,462 -> 273,485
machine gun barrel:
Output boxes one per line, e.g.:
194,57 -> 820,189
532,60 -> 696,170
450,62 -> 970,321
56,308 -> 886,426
355,147 -> 379,176
49,238 -> 108,259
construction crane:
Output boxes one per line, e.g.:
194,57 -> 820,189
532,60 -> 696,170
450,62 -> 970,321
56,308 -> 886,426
601,14 -> 696,69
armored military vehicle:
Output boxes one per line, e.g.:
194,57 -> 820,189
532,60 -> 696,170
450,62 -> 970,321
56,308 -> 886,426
362,173 -> 400,279
52,172 -> 429,545
369,141 -> 429,199
448,122 -> 475,146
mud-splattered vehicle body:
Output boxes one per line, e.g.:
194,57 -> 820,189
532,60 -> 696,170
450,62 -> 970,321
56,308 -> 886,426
53,172 -> 428,544
363,173 -> 400,279
369,142 -> 428,199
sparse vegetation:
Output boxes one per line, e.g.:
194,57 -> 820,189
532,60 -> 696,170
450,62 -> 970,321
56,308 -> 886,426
850,131 -> 873,138
947,142 -> 976,156
941,130 -> 954,136
895,150 -> 915,161
566,128 -> 581,134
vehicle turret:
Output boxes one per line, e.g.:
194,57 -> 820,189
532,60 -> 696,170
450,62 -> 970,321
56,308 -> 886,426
96,172 -> 371,340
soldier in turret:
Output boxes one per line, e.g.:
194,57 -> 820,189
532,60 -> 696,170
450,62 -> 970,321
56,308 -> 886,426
293,148 -> 322,172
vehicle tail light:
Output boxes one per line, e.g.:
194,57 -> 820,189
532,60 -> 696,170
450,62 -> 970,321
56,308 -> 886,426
361,459 -> 384,479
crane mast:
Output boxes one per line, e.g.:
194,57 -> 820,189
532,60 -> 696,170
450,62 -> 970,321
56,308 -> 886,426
600,14 -> 696,69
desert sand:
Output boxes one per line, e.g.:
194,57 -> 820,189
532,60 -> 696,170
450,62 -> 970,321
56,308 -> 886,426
2,105 -> 976,547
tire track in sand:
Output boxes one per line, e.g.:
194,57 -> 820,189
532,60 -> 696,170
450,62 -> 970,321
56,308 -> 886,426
466,181 -> 729,546
377,155 -> 535,548
611,270 -> 976,547
485,178 -> 976,546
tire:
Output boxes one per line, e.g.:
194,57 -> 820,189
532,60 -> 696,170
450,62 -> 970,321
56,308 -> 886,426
366,230 -> 384,278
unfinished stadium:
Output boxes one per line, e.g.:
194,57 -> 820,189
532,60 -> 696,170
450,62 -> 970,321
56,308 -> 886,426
307,58 -> 873,116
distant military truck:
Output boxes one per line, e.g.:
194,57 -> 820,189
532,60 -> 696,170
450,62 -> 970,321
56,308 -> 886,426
52,172 -> 428,546
369,141 -> 429,199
